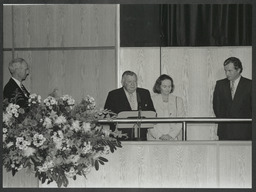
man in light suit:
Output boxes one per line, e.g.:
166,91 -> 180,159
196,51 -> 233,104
3,58 -> 30,109
213,57 -> 252,140
104,70 -> 155,141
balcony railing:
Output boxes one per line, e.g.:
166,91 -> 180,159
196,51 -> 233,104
98,117 -> 252,140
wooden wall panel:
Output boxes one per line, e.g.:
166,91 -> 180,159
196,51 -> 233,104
3,52 -> 13,84
119,47 -> 160,93
3,50 -> 115,109
3,168 -> 39,188
39,141 -> 251,188
12,4 -> 116,48
3,5 -> 13,48
219,144 -> 252,188
161,46 -> 252,140
120,47 -> 251,140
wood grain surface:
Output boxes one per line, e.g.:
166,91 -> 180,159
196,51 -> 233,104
36,141 -> 251,188
11,4 -> 115,48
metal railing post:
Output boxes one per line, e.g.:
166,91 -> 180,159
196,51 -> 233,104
182,121 -> 187,141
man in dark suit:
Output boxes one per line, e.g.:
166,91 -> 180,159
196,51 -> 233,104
213,57 -> 252,140
104,70 -> 155,141
3,58 -> 30,109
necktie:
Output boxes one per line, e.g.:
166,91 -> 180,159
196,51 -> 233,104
230,81 -> 235,99
20,84 -> 29,97
129,93 -> 137,110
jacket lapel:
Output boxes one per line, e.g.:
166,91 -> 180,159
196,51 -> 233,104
120,88 -> 132,110
232,76 -> 244,103
223,79 -> 233,101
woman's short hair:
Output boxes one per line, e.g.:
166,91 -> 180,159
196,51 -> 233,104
153,74 -> 174,94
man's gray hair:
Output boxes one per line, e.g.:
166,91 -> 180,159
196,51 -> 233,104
121,70 -> 137,85
8,58 -> 27,74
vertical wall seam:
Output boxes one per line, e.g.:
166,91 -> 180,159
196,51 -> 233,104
11,5 -> 14,59
116,5 -> 120,88
216,142 -> 220,188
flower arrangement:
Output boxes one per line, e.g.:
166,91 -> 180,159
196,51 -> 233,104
2,93 -> 124,187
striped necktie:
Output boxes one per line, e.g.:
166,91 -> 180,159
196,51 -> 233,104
129,93 -> 137,110
230,81 -> 235,99
20,84 -> 29,97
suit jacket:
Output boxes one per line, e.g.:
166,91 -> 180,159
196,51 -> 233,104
148,94 -> 185,140
104,87 -> 155,140
213,76 -> 252,140
3,78 -> 30,109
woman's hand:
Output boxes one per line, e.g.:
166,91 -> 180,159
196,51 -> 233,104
160,134 -> 172,140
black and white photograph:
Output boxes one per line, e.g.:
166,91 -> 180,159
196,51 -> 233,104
1,0 -> 255,190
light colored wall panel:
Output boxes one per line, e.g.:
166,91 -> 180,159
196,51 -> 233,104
119,46 -> 251,140
2,167 -> 39,188
12,4 -> 116,48
161,46 -> 252,140
2,50 -> 116,109
219,144 -> 252,188
3,168 -> 39,188
38,141 -> 251,188
3,5 -> 13,48
119,47 -> 160,93
3,52 -> 13,85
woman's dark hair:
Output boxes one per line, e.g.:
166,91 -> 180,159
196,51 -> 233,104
153,74 -> 174,94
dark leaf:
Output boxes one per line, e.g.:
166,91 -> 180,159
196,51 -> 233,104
11,168 -> 16,176
98,160 -> 104,165
63,175 -> 69,187
42,175 -> 46,184
98,156 -> 108,162
94,160 -> 99,171
47,179 -> 53,185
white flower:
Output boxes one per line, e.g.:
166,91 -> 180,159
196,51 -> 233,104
55,115 -> 67,125
82,166 -> 91,175
82,122 -> 91,132
57,130 -> 64,139
54,140 -> 63,149
3,134 -> 7,142
6,103 -> 20,117
103,145 -> 110,155
52,131 -> 64,149
82,141 -> 92,154
67,155 -> 80,164
43,117 -> 52,128
37,95 -> 41,102
44,96 -> 57,106
71,120 -> 80,131
16,164 -> 23,171
65,166 -> 77,178
6,142 -> 14,148
16,137 -> 30,150
23,147 -> 36,157
29,93 -> 37,99
3,113 -> 12,125
3,128 -> 8,133
37,161 -> 54,173
33,133 -> 46,147
102,126 -> 111,136
67,98 -> 75,105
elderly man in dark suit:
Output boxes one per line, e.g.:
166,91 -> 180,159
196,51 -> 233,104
213,57 -> 252,140
3,58 -> 30,109
104,70 -> 155,141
